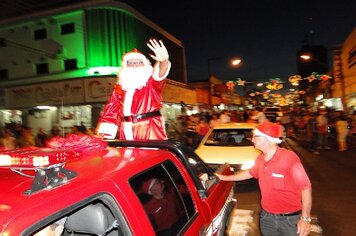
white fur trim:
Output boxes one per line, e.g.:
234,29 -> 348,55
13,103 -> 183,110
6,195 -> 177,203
254,128 -> 282,144
122,52 -> 146,62
123,122 -> 134,140
97,122 -> 118,139
152,60 -> 171,81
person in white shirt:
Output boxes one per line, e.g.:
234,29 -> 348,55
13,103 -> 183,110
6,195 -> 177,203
252,107 -> 267,124
219,110 -> 231,123
335,114 -> 349,151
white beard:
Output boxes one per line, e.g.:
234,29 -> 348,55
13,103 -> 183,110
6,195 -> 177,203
118,65 -> 153,91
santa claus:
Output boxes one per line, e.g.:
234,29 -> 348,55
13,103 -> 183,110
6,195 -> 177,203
96,39 -> 171,140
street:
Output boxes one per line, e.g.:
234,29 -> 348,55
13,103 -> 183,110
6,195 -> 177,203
233,138 -> 356,236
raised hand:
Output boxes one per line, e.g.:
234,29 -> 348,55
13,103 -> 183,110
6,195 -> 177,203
147,39 -> 169,62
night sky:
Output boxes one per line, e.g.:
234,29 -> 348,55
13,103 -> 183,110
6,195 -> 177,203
1,0 -> 355,84
120,0 -> 355,84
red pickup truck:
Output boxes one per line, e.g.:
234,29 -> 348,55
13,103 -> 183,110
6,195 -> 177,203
0,140 -> 235,235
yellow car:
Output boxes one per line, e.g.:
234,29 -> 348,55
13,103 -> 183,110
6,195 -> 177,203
195,123 -> 260,173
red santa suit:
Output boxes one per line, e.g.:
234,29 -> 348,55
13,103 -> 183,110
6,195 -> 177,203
96,50 -> 171,140
97,76 -> 167,140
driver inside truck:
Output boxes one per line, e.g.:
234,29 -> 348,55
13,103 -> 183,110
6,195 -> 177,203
140,178 -> 187,235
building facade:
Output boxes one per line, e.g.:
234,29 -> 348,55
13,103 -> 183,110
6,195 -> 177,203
0,0 -> 197,134
295,28 -> 356,113
331,28 -> 356,112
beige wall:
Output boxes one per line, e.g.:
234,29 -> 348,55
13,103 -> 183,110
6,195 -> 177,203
332,28 -> 356,110
162,82 -> 197,105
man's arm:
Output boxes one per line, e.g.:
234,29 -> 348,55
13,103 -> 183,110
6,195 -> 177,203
215,170 -> 253,181
297,188 -> 312,236
158,59 -> 170,78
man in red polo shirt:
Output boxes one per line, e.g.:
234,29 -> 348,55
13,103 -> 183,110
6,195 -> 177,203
216,121 -> 312,236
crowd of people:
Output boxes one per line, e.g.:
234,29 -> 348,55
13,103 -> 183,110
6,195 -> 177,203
279,108 -> 356,153
166,107 -> 356,151
1,107 -> 355,152
0,122 -> 94,150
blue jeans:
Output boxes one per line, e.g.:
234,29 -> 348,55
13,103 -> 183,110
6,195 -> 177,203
260,210 -> 300,236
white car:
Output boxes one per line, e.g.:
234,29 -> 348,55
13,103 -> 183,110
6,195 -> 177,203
195,123 -> 260,173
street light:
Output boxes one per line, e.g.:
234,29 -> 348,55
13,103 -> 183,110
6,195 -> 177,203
300,54 -> 311,60
299,53 -> 328,73
231,58 -> 242,66
298,51 -> 332,108
207,57 -> 242,79
207,57 -> 242,109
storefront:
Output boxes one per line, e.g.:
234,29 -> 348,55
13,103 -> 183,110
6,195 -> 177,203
1,77 -> 198,135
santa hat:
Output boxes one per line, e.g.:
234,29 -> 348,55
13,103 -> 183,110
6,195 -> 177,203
253,121 -> 282,144
141,178 -> 158,195
121,49 -> 150,67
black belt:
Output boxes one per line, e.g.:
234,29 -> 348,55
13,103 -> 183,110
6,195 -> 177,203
123,110 -> 161,123
263,209 -> 301,216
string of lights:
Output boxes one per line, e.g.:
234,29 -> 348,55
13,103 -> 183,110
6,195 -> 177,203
226,72 -> 332,91
222,72 -> 333,106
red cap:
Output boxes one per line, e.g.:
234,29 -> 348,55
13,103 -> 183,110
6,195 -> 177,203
254,121 -> 282,143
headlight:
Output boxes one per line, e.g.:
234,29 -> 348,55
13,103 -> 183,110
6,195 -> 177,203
241,160 -> 255,170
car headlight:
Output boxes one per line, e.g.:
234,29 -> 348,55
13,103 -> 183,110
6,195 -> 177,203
241,160 -> 255,170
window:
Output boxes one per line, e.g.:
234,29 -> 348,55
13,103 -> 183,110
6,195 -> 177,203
36,63 -> 49,74
206,128 -> 254,146
130,161 -> 195,235
64,59 -> 77,70
25,195 -> 129,236
0,69 -> 8,79
61,23 -> 75,34
34,28 -> 47,40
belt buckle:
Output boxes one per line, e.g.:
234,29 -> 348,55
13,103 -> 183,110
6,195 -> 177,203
135,114 -> 143,122
132,115 -> 138,123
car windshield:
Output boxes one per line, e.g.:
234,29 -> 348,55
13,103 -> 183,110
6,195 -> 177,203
204,128 -> 253,146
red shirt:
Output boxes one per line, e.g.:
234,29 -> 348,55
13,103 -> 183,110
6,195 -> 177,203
197,124 -> 210,136
249,147 -> 311,213
143,187 -> 184,232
